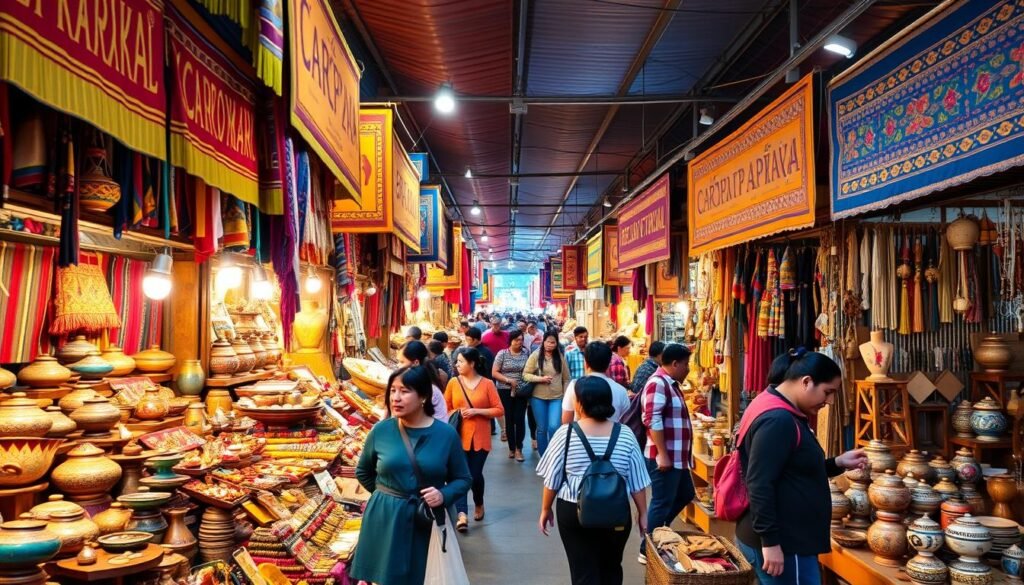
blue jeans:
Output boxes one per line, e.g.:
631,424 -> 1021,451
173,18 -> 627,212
640,458 -> 695,554
735,538 -> 821,585
530,397 -> 563,456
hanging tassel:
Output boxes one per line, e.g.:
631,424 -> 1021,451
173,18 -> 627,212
912,235 -> 925,333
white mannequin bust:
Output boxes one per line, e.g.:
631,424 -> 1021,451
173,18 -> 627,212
859,330 -> 894,381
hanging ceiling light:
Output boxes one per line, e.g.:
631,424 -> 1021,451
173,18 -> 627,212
434,83 -> 456,114
823,34 -> 857,58
417,287 -> 431,300
216,257 -> 243,290
142,248 -> 174,300
481,230 -> 489,242
251,264 -> 274,300
464,168 -> 473,179
470,200 -> 481,216
365,281 -> 377,296
305,266 -> 323,294
699,107 -> 714,126
490,253 -> 494,260
603,197 -> 612,208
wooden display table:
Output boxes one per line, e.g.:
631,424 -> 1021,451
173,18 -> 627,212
855,380 -> 914,456
681,452 -> 735,540
950,435 -> 1013,463
48,543 -> 164,583
205,370 -> 274,388
970,371 -> 1024,407
820,541 -> 1015,585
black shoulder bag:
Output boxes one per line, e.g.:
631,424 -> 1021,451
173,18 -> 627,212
397,421 -> 444,528
447,377 -> 475,432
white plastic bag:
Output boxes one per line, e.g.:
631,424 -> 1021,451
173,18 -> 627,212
423,518 -> 470,585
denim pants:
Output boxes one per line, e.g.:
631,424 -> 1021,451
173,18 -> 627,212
735,538 -> 821,584
640,458 -> 695,554
455,449 -> 489,515
530,397 -> 563,456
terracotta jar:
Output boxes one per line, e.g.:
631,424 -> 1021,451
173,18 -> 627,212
830,480 -> 851,527
29,495 -> 84,520
951,448 -> 982,485
40,509 -> 98,557
184,403 -> 206,432
864,439 -> 898,476
868,470 -> 912,514
974,333 -> 1012,372
248,336 -> 267,371
205,390 -> 232,417
91,502 -> 132,535
231,339 -> 255,374
208,339 -> 239,379
134,387 -> 169,421
43,406 -> 76,438
131,345 -> 176,373
69,396 -> 120,437
929,456 -> 957,484
910,480 -> 943,518
176,360 -> 205,397
945,514 -> 992,560
262,332 -> 280,370
970,397 -> 1008,442
16,355 -> 71,388
55,336 -> 98,365
0,520 -> 62,568
951,401 -> 975,438
986,473 -> 1018,521
867,510 -> 907,567
0,393 -> 52,437
50,442 -> 123,501
75,542 -> 97,566
898,450 -> 935,484
933,477 -> 961,502
940,498 -> 972,530
844,471 -> 871,529
162,508 -> 197,560
903,472 -> 922,490
99,346 -> 135,377
0,366 -> 15,390
68,351 -> 113,381
58,384 -> 98,414
959,484 -> 985,516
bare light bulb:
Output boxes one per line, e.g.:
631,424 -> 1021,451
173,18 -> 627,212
217,264 -> 243,290
365,283 -> 377,296
142,250 -> 173,300
305,269 -> 323,294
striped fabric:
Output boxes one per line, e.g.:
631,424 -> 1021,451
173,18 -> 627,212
104,255 -> 163,355
0,242 -> 57,362
536,423 -> 651,504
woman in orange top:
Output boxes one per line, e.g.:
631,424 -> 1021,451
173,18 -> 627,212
445,347 -> 505,532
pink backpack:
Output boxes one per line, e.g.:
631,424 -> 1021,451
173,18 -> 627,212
712,391 -> 804,521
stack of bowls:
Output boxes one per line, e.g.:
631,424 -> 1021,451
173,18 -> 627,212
975,516 -> 1023,557
198,507 -> 235,564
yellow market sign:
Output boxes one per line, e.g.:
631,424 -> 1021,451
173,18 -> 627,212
586,232 -> 602,289
687,74 -> 816,255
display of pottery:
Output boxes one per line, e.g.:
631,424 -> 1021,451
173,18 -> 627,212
830,480 -> 851,527
134,387 -> 169,421
55,336 -> 99,365
929,456 -> 957,483
120,491 -> 170,542
979,516 -> 1024,557
974,333 -> 1012,372
859,330 -> 894,381
831,528 -> 867,548
67,351 -> 113,381
970,397 -> 1008,442
176,359 -> 205,396
945,514 -> 993,559
948,557 -> 992,585
910,480 -> 943,518
986,474 -> 1018,521
51,442 -> 123,501
248,336 -> 267,372
844,469 -> 871,529
960,484 -> 986,516
209,338 -> 239,379
162,507 -> 197,560
39,508 -> 99,557
198,506 -> 236,564
262,332 -> 281,370
1002,544 -> 1023,581
951,448 -> 982,485
867,510 -> 907,567
205,390 -> 233,417
947,215 -> 980,251
293,299 -> 328,354
58,384 -> 97,415
16,355 -> 71,388
131,345 -> 176,373
92,502 -> 133,535
898,450 -> 935,484
0,366 -> 15,390
75,542 -> 97,566
100,346 -> 136,377
868,470 -> 911,514
952,401 -> 975,438
0,437 -> 63,488
864,439 -> 898,476
69,395 -> 120,437
0,520 -> 61,568
905,552 -> 948,585
933,476 -> 961,502
908,514 -> 945,554
78,130 -> 122,212
941,498 -> 972,530
183,403 -> 206,433
231,339 -> 255,375
141,453 -> 189,492
43,406 -> 76,438
903,472 -> 922,490
0,393 -> 52,437
28,495 -> 84,520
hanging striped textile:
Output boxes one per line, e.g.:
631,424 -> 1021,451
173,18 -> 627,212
50,252 -> 122,335
105,256 -> 163,355
255,0 -> 284,95
0,242 -> 57,363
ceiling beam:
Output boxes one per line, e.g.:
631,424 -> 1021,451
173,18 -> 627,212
376,94 -> 740,105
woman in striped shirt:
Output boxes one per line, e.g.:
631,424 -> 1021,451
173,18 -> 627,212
536,376 -> 651,585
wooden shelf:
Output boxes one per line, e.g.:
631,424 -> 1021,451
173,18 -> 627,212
125,415 -> 185,433
49,543 -> 164,581
205,370 -> 274,388
950,436 -> 1011,449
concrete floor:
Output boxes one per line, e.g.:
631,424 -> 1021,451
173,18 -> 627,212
455,434 -> 654,585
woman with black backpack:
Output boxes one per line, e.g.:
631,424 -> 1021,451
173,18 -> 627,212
536,376 -> 651,585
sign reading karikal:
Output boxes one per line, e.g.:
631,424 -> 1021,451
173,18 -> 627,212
618,174 -> 671,271
0,0 -> 167,159
688,74 -> 816,255
288,0 -> 361,203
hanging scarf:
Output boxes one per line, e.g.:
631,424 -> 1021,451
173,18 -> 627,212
860,227 -> 871,310
255,0 -> 284,95
270,137 -> 301,350
0,242 -> 58,362
887,227 -> 898,330
222,195 -> 251,250
846,230 -> 859,299
111,142 -> 135,239
258,95 -> 287,215
912,235 -> 925,333
193,178 -> 223,263
51,120 -> 78,267
779,245 -> 796,292
938,229 -> 954,323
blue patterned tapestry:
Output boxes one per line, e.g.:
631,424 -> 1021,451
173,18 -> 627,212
829,0 -> 1024,219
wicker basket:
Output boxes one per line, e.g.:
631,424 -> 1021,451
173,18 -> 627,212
645,533 -> 754,585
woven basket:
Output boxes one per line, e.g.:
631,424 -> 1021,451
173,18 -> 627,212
645,533 -> 754,585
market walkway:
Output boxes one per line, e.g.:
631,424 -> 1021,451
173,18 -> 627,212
457,435 -> 651,585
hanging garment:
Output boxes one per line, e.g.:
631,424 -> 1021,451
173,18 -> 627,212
779,245 -> 796,292
938,230 -> 954,323
912,236 -> 925,333
887,227 -> 898,330
860,228 -> 872,310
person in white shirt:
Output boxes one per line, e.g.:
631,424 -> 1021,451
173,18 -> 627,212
561,342 -> 631,424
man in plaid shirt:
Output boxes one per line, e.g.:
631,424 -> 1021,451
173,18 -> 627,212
564,326 -> 588,380
638,343 -> 693,563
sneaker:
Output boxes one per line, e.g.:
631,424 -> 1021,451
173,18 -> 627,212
456,513 -> 469,532
637,553 -> 647,565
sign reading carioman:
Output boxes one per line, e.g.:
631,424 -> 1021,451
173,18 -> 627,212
617,173 -> 671,271
288,0 -> 361,202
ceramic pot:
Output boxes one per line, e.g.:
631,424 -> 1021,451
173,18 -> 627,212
176,360 -> 205,397
183,403 -> 206,432
117,404 -> 133,424
947,216 -> 980,251
844,476 -> 871,529
99,346 -> 135,377
1002,544 -> 1024,581
905,552 -> 948,584
940,498 -> 972,530
231,339 -> 255,375
867,510 -> 907,567
249,336 -> 267,372
911,480 -> 943,518
205,390 -> 232,417
134,387 -> 169,421
69,396 -> 119,437
934,476 -> 961,501
951,448 -> 982,485
945,514 -> 992,559
898,450 -> 935,484
131,345 -> 176,373
0,366 -> 15,390
58,385 -> 98,415
51,442 -> 123,501
948,557 -> 992,585
68,351 -> 114,381
952,401 -> 975,438
92,503 -> 133,535
868,470 -> 911,514
904,472 -> 922,490
126,510 -> 167,541
162,508 -> 196,560
294,300 -> 328,353
974,333 -> 1012,372
907,514 -> 945,554
16,355 -> 71,388
78,132 -> 121,212
970,397 -> 1008,442
40,509 -> 98,556
262,332 -> 280,370
76,542 -> 97,566
959,484 -> 985,516
28,495 -> 84,520
55,336 -> 99,366
0,520 -> 61,568
208,339 -> 238,379
830,480 -> 851,527
986,474 -> 1018,521
930,456 -> 957,484
42,406 -> 76,438
0,437 -> 64,488
0,393 -> 52,437
864,439 -> 898,476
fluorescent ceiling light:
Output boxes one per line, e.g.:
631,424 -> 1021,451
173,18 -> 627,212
699,108 -> 714,126
434,83 -> 456,114
823,34 -> 856,59
464,168 -> 472,179
470,200 -> 481,216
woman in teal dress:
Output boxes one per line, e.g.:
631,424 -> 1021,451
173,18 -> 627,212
350,365 -> 471,585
